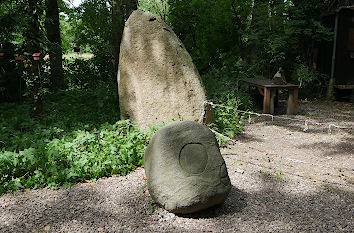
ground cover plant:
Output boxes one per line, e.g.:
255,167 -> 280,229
202,60 -> 253,139
0,78 -> 154,195
0,40 -> 253,196
0,78 -> 248,195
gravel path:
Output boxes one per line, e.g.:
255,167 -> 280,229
1,100 -> 353,233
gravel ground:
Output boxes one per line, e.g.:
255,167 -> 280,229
1,100 -> 353,233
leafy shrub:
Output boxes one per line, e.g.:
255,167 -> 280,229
63,56 -> 112,89
0,81 -> 184,195
63,57 -> 97,89
45,82 -> 119,130
0,81 -> 124,195
0,82 -> 119,152
211,96 -> 248,139
202,57 -> 253,138
292,63 -> 329,99
0,120 -> 149,194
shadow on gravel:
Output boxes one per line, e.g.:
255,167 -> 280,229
209,171 -> 354,232
0,186 -> 120,232
176,185 -> 247,219
237,134 -> 264,143
297,136 -> 354,157
0,182 -> 161,232
247,100 -> 354,135
1,171 -> 353,232
273,121 -> 352,135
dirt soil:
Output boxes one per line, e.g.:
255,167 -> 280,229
0,100 -> 353,233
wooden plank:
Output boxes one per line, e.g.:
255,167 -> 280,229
238,78 -> 298,89
334,85 -> 354,89
238,78 -> 299,115
263,87 -> 271,114
237,80 -> 241,90
275,90 -> 279,107
347,28 -> 354,51
287,88 -> 298,115
270,90 -> 275,114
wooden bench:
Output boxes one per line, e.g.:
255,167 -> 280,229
237,78 -> 299,115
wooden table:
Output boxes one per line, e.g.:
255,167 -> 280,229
237,78 -> 299,115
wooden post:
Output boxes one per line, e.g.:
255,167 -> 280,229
15,57 -> 25,102
287,88 -> 298,115
327,11 -> 339,100
270,89 -> 275,114
263,87 -> 271,114
275,90 -> 279,107
202,103 -> 215,125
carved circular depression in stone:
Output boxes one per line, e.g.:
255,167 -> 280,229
179,143 -> 208,175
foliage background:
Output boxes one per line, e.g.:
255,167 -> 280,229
0,0 -> 336,194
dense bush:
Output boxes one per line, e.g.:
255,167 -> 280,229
169,0 -> 333,97
63,56 -> 112,89
0,120 -> 148,194
292,64 -> 329,99
202,55 -> 253,138
0,81 -> 125,195
169,0 -> 242,72
0,82 -> 145,195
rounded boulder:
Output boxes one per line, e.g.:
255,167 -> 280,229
144,121 -> 231,214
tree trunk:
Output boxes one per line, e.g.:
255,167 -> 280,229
111,0 -> 137,80
124,0 -> 138,20
25,0 -> 43,119
45,0 -> 64,90
111,0 -> 124,80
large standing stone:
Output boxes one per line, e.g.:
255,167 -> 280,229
144,121 -> 231,214
118,10 -> 207,128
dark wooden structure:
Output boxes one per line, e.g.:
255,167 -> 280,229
73,46 -> 80,53
317,0 -> 354,92
238,78 -> 298,115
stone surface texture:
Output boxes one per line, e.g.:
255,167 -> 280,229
144,121 -> 231,214
118,10 -> 207,128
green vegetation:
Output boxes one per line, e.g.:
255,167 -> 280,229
203,63 -> 253,138
0,76 -> 150,195
0,56 -> 184,195
169,0 -> 333,93
0,0 -> 337,195
147,196 -> 156,213
259,169 -> 287,182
